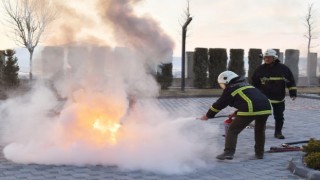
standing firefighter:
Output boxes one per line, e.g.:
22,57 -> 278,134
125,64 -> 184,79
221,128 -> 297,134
199,71 -> 272,160
252,49 -> 297,139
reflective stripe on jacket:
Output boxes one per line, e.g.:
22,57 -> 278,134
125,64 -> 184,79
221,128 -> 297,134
206,78 -> 272,118
251,60 -> 297,102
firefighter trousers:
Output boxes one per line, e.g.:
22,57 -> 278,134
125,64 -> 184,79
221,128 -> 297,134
224,115 -> 269,156
271,102 -> 285,134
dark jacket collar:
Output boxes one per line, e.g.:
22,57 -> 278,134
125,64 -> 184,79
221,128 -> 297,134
227,76 -> 247,88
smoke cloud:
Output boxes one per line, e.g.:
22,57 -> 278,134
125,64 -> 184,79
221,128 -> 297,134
0,0 -> 220,175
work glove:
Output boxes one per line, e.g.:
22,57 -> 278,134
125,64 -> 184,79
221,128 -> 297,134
199,115 -> 209,121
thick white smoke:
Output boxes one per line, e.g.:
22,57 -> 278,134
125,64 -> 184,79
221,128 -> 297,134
0,84 -> 220,174
0,0 -> 221,175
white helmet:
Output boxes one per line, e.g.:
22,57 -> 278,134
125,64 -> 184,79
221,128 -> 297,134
264,49 -> 278,59
217,71 -> 239,84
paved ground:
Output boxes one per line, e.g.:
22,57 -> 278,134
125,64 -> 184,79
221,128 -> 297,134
1,96 -> 319,179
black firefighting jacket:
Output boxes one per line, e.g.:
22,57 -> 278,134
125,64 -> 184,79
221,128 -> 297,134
206,77 -> 272,118
251,59 -> 297,103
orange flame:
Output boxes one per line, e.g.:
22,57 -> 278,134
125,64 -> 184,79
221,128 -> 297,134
61,105 -> 125,146
92,117 -> 122,144
60,91 -> 128,146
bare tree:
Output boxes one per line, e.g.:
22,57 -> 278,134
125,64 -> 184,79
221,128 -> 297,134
304,3 -> 318,86
1,0 -> 56,80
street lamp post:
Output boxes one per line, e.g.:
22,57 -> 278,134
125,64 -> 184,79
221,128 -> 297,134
181,17 -> 192,92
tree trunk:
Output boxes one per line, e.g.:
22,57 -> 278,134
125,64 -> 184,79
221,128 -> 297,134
29,50 -> 33,80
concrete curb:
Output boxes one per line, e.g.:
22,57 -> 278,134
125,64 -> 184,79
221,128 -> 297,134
288,155 -> 320,180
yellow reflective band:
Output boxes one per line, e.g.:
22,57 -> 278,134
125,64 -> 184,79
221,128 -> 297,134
239,91 -> 253,112
269,99 -> 285,103
237,110 -> 272,116
210,106 -> 219,112
269,77 -> 285,80
288,87 -> 297,90
231,86 -> 254,96
260,77 -> 285,84
231,86 -> 254,112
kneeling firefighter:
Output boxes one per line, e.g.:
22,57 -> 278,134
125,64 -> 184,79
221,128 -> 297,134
199,71 -> 272,160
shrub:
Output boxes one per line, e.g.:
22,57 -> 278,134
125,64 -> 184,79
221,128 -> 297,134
303,138 -> 320,155
228,49 -> 245,76
193,48 -> 208,88
302,138 -> 320,171
1,49 -> 20,89
304,152 -> 320,171
208,48 -> 227,88
156,63 -> 173,90
248,48 -> 262,84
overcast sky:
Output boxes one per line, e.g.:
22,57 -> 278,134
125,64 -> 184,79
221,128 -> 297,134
0,0 -> 319,57
136,0 -> 319,57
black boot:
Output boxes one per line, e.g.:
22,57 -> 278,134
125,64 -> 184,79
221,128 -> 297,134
250,153 -> 264,160
255,153 -> 264,159
274,121 -> 285,139
216,152 -> 234,160
274,133 -> 285,139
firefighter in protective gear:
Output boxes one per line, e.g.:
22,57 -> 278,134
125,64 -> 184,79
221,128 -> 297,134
200,71 -> 272,160
252,49 -> 297,139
